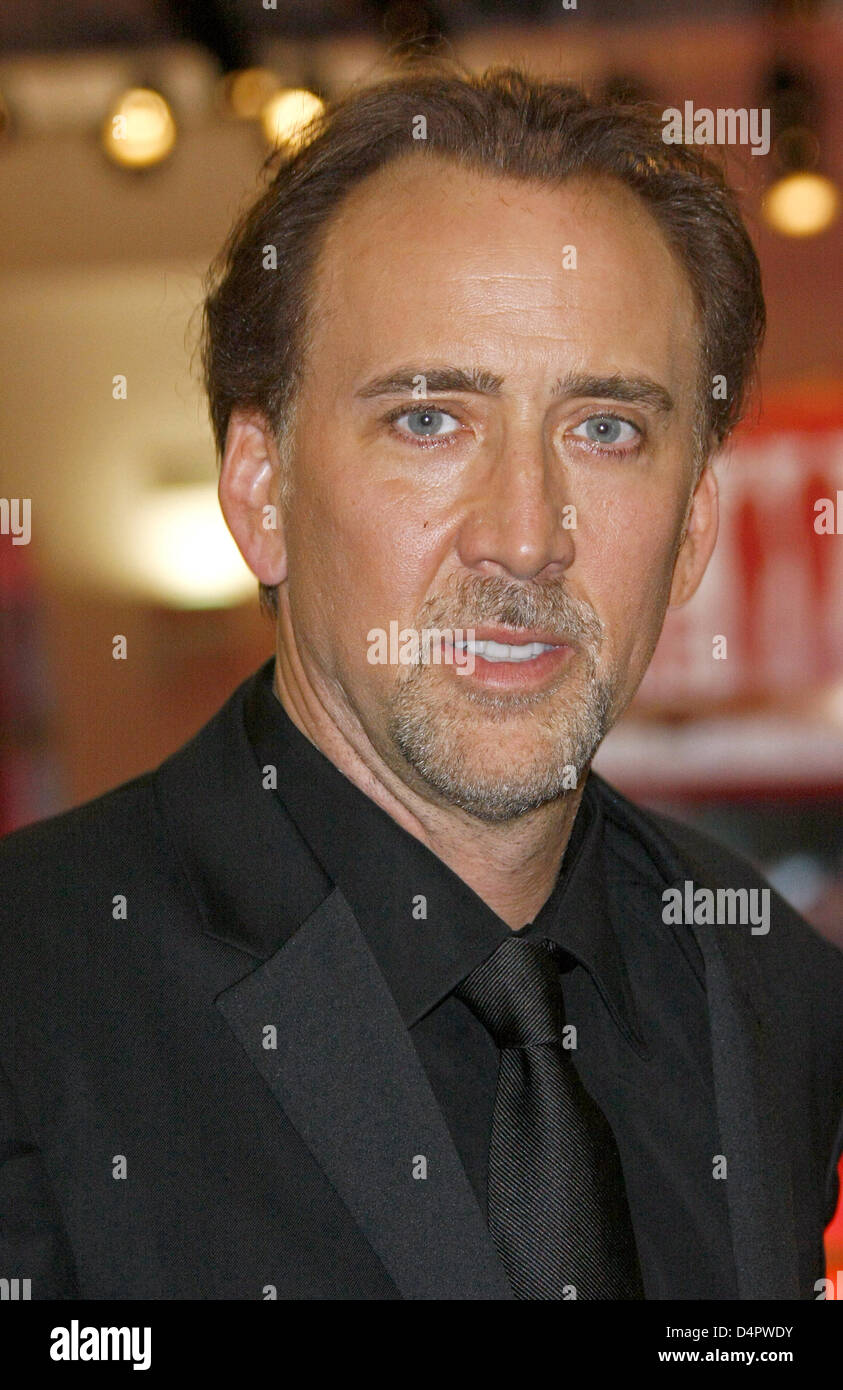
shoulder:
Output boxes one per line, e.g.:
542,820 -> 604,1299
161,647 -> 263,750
590,770 -> 843,995
0,664 -> 263,916
0,772 -> 171,945
0,770 -> 158,871
0,664 -> 267,974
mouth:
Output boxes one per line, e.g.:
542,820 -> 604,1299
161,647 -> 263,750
447,626 -> 575,690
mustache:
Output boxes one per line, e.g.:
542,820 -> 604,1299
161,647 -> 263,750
414,574 -> 604,651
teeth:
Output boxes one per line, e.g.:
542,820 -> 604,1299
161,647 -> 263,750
457,639 -> 558,663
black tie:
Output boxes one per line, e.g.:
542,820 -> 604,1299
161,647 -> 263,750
456,935 -> 645,1300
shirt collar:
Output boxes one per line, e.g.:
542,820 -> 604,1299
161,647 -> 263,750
244,657 -> 643,1049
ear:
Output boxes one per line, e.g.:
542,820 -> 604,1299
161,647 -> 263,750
668,463 -> 719,609
218,409 -> 289,587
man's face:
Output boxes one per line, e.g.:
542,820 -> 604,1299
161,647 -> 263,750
277,157 -> 704,821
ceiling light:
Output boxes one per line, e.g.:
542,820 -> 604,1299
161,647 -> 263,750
129,484 -> 255,608
260,88 -> 324,151
762,171 -> 840,237
222,67 -> 280,120
102,87 -> 176,169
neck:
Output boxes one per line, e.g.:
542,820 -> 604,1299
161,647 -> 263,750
272,647 -> 586,931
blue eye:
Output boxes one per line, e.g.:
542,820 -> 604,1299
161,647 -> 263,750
571,415 -> 639,448
395,408 -> 460,438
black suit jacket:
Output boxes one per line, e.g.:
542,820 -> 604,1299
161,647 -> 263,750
1,667 -> 842,1300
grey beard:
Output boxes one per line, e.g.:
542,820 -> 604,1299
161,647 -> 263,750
385,566 -> 619,823
388,665 -> 616,822
378,573 -> 621,822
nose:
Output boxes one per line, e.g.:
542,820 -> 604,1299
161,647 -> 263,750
457,425 -> 576,583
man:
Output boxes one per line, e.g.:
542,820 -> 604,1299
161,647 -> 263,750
1,66 -> 841,1302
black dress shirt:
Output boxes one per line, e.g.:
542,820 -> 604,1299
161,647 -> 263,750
244,659 -> 738,1300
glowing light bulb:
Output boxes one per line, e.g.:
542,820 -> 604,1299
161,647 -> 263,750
260,88 -> 324,151
223,67 -> 279,120
129,484 -> 255,608
102,88 -> 176,169
762,171 -> 840,237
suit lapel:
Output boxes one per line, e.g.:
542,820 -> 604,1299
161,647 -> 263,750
215,885 -> 514,1300
154,673 -> 512,1300
686,907 -> 800,1299
593,776 -> 800,1299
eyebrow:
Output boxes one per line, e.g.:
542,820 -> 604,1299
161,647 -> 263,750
355,366 -> 674,415
356,366 -> 504,398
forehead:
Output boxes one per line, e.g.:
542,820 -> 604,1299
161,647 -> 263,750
307,154 -> 700,395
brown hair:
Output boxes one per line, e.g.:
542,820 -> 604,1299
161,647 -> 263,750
202,64 -> 765,616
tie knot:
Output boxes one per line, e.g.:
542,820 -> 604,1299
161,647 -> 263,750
456,936 -> 566,1048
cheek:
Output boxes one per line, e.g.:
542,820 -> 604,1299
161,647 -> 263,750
584,506 -> 683,669
285,458 -> 435,645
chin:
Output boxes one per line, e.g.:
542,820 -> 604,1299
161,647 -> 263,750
384,653 -> 619,816
409,756 -> 585,823
389,705 -> 600,820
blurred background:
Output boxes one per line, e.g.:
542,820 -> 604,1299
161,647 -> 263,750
0,0 -> 841,1286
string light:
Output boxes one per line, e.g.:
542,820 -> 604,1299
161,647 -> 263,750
762,171 -> 840,237
102,88 -> 176,169
221,67 -> 279,120
260,88 -> 324,150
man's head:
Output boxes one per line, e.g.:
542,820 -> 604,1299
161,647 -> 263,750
207,67 -> 764,822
